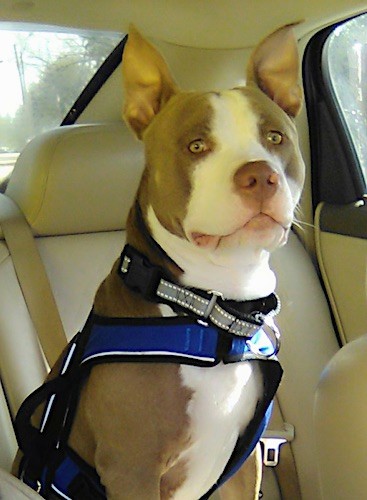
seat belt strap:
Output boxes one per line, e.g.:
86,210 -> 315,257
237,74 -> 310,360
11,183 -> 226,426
262,395 -> 302,499
0,194 -> 67,366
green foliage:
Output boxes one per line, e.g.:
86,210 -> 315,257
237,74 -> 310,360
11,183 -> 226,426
0,30 -> 121,153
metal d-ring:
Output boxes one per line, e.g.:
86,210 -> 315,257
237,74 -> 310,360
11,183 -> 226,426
263,317 -> 281,356
246,318 -> 281,358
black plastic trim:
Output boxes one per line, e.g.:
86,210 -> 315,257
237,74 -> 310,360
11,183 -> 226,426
319,202 -> 367,238
61,35 -> 128,126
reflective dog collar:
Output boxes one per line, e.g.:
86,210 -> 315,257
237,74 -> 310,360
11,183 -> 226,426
119,244 -> 281,354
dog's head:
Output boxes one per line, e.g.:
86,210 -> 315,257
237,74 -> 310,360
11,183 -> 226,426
122,25 -> 305,298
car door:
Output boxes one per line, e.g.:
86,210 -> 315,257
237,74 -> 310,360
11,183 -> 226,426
304,14 -> 367,345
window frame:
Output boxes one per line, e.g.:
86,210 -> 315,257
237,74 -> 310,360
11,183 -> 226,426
303,17 -> 367,210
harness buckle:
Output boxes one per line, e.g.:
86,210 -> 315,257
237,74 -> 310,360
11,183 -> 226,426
260,423 -> 295,466
119,246 -> 163,300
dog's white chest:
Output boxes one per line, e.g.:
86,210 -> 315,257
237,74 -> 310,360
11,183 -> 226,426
173,361 -> 262,499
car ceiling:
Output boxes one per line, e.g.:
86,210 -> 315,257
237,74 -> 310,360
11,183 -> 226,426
1,0 -> 367,48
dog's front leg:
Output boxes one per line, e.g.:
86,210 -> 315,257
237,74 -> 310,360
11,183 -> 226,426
94,447 -> 161,500
69,363 -> 192,500
218,445 -> 262,500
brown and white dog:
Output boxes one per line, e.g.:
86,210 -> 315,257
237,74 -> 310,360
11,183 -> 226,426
17,25 -> 305,500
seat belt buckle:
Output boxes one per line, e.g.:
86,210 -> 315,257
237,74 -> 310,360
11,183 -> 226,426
260,423 -> 295,467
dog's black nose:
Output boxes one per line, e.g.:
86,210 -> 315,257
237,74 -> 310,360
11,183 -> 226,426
234,161 -> 279,200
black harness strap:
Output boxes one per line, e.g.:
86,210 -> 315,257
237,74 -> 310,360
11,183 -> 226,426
16,320 -> 93,492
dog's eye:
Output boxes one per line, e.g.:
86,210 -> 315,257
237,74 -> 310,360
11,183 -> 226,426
188,139 -> 208,154
266,131 -> 284,145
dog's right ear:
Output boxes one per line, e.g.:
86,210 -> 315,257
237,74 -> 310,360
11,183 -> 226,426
122,25 -> 178,139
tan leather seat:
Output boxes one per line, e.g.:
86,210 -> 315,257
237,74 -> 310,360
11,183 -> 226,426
0,123 -> 339,499
0,468 -> 43,499
314,334 -> 367,499
0,122 -> 143,471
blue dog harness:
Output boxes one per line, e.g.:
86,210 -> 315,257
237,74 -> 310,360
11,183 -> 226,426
15,244 -> 283,499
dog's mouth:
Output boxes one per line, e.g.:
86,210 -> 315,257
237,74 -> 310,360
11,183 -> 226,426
189,213 -> 290,249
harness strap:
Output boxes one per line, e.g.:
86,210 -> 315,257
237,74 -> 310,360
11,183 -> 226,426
50,446 -> 105,500
16,330 -> 91,489
81,315 -> 279,369
16,312 -> 282,498
16,376 -> 71,479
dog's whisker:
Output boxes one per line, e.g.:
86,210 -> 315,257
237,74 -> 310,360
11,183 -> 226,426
293,218 -> 315,231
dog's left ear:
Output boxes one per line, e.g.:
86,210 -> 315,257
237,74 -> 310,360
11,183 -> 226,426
122,25 -> 179,139
247,25 -> 302,118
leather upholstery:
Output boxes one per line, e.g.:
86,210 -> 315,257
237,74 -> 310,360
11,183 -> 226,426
314,335 -> 367,499
0,468 -> 42,499
5,123 -> 144,236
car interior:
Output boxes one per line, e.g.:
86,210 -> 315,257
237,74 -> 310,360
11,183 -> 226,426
0,1 -> 366,499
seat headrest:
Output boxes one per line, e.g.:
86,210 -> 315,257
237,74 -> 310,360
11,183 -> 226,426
6,123 -> 144,236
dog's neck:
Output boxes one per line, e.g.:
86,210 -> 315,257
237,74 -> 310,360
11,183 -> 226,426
126,202 -> 276,302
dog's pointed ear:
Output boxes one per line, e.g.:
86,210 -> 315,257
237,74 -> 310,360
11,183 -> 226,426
247,25 -> 302,118
122,25 -> 179,139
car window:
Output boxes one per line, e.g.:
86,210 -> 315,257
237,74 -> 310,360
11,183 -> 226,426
0,25 -> 122,184
325,13 -> 367,185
